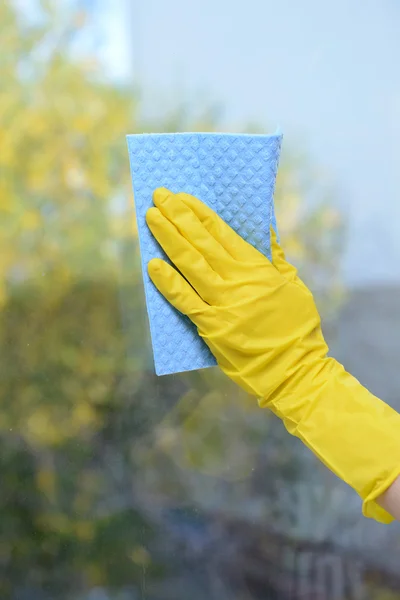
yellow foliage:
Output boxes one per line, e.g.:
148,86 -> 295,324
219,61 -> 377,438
26,409 -> 61,446
72,402 -> 99,429
0,4 -> 134,299
21,210 -> 41,230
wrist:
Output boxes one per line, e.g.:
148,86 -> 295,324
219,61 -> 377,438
377,475 -> 400,521
261,355 -> 400,524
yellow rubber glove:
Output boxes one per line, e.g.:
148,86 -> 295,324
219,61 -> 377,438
146,187 -> 400,524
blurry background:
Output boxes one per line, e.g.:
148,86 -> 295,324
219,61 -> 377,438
1,0 -> 399,598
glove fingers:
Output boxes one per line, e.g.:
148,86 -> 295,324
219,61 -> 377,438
176,191 -> 267,264
148,259 -> 207,325
146,208 -> 222,304
153,188 -> 234,274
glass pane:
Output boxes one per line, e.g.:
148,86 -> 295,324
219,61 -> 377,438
1,1 -> 399,598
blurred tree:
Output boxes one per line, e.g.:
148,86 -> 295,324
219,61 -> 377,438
0,0 -> 346,598
0,0 -> 136,301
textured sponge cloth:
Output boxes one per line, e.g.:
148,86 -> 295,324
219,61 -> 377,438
127,132 -> 282,375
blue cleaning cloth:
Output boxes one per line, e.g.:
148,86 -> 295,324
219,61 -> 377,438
127,132 -> 282,376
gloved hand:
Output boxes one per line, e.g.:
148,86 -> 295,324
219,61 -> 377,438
146,187 -> 400,523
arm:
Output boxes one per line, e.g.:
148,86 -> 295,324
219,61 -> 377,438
378,476 -> 400,520
146,187 -> 400,523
